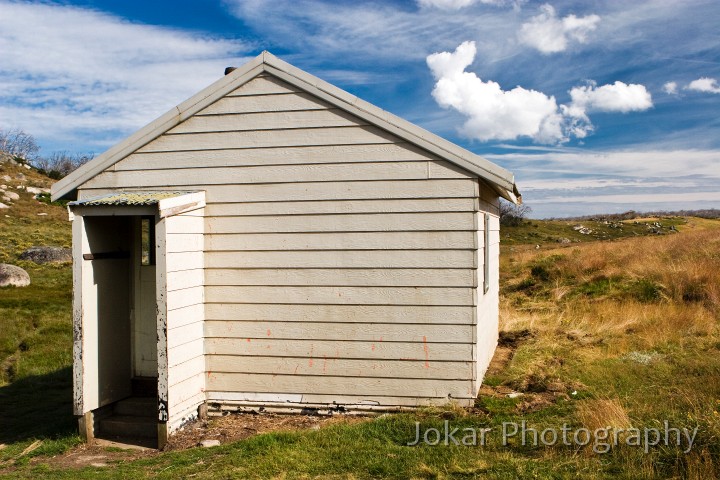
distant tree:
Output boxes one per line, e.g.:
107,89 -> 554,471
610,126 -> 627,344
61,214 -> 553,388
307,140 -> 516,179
0,128 -> 40,161
34,151 -> 94,179
499,199 -> 532,226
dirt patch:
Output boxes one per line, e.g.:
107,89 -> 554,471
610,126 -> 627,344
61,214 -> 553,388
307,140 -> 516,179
498,329 -> 533,348
485,346 -> 513,377
479,329 -> 573,414
485,329 -> 535,376
30,442 -> 155,470
166,411 -> 361,451
30,412 -> 367,471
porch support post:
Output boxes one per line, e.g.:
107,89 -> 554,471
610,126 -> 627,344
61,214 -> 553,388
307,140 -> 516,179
155,214 -> 169,444
77,411 -> 94,442
71,212 -> 90,439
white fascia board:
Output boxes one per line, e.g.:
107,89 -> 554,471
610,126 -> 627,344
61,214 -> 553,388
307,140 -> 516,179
158,191 -> 206,218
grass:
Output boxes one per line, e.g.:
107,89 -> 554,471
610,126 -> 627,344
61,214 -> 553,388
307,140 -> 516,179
501,216 -> 688,246
1,160 -> 718,478
0,160 -> 79,466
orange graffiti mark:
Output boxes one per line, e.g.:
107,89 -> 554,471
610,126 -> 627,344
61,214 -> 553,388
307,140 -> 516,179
423,335 -> 430,368
267,329 -> 272,336
371,344 -> 376,351
309,345 -> 314,367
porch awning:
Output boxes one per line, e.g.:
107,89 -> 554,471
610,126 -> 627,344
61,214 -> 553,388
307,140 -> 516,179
68,191 -> 197,207
68,191 -> 205,219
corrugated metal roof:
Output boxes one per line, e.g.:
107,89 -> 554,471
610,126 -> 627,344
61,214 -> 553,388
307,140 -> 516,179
68,191 -> 194,207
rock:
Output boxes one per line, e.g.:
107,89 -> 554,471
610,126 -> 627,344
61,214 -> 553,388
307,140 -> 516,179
3,191 -> 19,201
15,173 -> 25,180
0,184 -> 6,190
0,202 -> 9,209
26,186 -> 50,195
1,175 -> 10,182
37,213 -> 48,216
23,164 -> 31,170
19,246 -> 72,264
0,264 -> 31,287
199,439 -> 221,448
557,237 -> 571,244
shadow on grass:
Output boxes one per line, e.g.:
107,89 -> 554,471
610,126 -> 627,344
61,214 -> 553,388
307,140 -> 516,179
0,367 -> 76,444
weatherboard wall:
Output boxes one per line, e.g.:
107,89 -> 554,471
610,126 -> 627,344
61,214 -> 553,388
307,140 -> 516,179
76,74 -> 500,408
164,209 -> 206,431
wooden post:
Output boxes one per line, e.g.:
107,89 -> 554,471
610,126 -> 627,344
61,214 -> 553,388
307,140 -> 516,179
78,412 -> 94,442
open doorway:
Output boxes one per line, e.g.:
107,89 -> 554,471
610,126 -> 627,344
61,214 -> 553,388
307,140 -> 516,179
81,215 -> 159,445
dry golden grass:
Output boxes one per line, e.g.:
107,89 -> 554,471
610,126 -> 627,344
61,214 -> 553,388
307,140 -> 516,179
501,225 -> 720,352
576,398 -> 633,432
496,223 -> 720,476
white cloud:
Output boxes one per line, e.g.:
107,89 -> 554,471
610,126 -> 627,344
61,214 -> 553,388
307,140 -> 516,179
518,4 -> 600,54
427,42 -> 653,143
417,0 -> 515,9
663,81 -> 678,94
686,77 -> 720,94
417,0 -> 478,9
427,41 -> 565,143
487,147 -> 720,217
488,149 -> 720,180
223,0 -> 522,65
561,81 -> 652,138
0,1 -> 250,150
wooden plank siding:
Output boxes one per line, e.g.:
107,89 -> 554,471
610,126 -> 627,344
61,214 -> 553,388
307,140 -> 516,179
78,74 -> 498,408
164,211 -> 206,430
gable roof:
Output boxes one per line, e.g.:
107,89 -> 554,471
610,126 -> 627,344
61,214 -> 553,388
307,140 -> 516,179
52,51 -> 520,203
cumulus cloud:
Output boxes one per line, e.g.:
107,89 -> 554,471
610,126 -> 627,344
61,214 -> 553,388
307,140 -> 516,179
663,81 -> 678,94
427,41 -> 565,143
565,81 -> 653,116
0,1 -> 250,150
686,77 -> 720,94
427,42 -> 653,144
518,4 -> 600,54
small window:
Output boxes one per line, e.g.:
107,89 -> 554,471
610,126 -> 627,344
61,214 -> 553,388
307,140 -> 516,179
141,217 -> 156,266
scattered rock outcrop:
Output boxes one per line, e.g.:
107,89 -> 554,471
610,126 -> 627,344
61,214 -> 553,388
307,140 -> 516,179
0,264 -> 30,287
19,246 -> 72,264
2,191 -> 19,201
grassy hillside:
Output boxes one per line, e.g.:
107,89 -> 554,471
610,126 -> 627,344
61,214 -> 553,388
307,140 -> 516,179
0,165 -> 718,478
0,158 -> 77,463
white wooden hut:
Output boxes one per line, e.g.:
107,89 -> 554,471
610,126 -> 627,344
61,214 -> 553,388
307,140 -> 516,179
51,51 -> 520,447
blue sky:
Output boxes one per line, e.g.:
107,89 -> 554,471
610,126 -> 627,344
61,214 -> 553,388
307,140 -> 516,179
1,0 -> 719,217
